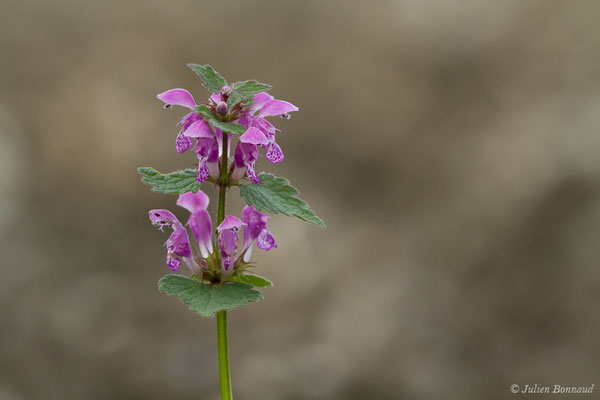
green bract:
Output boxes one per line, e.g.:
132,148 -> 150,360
232,273 -> 273,287
194,105 -> 246,134
240,173 -> 326,229
187,64 -> 227,93
158,275 -> 263,318
227,80 -> 272,106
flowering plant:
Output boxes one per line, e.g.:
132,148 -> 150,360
138,64 -> 325,399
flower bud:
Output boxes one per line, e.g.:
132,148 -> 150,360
216,101 -> 228,115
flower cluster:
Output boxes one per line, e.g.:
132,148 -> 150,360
156,86 -> 297,184
148,80 -> 295,281
149,191 -> 276,281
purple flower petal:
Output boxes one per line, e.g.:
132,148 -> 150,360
265,141 -> 284,164
232,137 -> 262,183
178,112 -> 202,131
193,137 -> 217,183
196,159 -> 209,182
218,229 -> 238,271
189,209 -> 213,258
239,143 -> 261,183
149,209 -> 184,231
218,230 -> 237,253
257,229 -> 277,251
256,118 -> 277,140
166,253 -> 181,271
177,191 -> 209,214
230,143 -> 246,182
184,120 -> 213,138
175,130 -> 194,153
157,89 -> 196,110
210,85 -> 231,104
242,244 -> 253,263
149,209 -> 198,272
245,161 -> 259,184
210,92 -> 222,104
240,206 -> 276,260
217,212 -> 244,272
241,205 -> 269,247
259,100 -> 298,118
233,143 -> 245,168
207,139 -> 220,180
168,228 -> 192,258
217,215 -> 245,232
176,192 -> 213,258
250,92 -> 274,113
240,127 -> 269,146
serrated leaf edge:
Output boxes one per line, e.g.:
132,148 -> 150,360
158,275 -> 263,318
240,173 -> 326,229
187,63 -> 227,93
138,167 -> 200,194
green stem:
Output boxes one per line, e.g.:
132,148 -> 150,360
216,131 -> 232,400
216,310 -> 232,400
217,132 -> 228,224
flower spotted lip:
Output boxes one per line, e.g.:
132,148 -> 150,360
233,141 -> 261,183
148,189 -> 277,279
194,135 -> 219,183
157,88 -> 202,155
148,209 -> 201,274
217,215 -> 246,273
148,191 -> 216,274
232,92 -> 298,180
241,205 -> 277,262
149,195 -> 278,277
157,88 -> 222,183
229,127 -> 269,184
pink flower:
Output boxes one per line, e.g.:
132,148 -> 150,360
157,89 -> 219,182
232,92 -> 297,182
148,209 -> 201,274
241,206 -> 277,262
217,215 -> 245,273
149,191 -> 213,274
158,85 -> 297,184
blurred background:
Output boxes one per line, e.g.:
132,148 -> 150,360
1,0 -> 599,399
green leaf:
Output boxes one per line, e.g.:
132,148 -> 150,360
240,173 -> 326,229
138,167 -> 200,194
227,80 -> 272,106
194,104 -> 216,120
158,275 -> 263,318
233,273 -> 273,287
187,64 -> 227,93
194,105 -> 246,135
